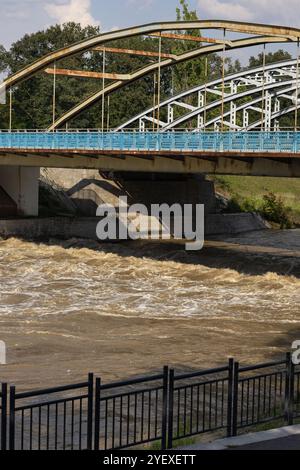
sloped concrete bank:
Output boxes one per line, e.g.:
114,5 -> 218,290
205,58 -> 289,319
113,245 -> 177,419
0,213 -> 268,241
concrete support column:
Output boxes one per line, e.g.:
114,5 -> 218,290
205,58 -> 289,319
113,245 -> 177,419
0,166 -> 40,216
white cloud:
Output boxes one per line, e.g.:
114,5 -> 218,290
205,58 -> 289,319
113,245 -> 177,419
45,0 -> 100,27
126,0 -> 154,8
198,0 -> 253,21
198,0 -> 300,26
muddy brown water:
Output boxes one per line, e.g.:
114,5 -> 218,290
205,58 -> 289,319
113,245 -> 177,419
0,230 -> 300,390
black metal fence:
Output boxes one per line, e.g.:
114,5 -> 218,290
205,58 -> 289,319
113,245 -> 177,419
9,374 -> 93,450
94,368 -> 168,450
291,358 -> 300,420
0,383 -> 7,450
167,361 -> 234,448
0,353 -> 300,451
233,359 -> 288,433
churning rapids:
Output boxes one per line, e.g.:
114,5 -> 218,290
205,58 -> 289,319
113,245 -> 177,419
0,230 -> 300,389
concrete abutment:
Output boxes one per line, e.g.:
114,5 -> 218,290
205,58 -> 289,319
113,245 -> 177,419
42,169 -> 217,216
0,166 -> 39,216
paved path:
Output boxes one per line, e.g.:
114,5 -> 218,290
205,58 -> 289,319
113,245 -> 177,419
231,435 -> 300,450
179,425 -> 300,451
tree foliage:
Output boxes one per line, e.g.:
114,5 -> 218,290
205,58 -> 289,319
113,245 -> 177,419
249,49 -> 292,68
0,23 -> 102,129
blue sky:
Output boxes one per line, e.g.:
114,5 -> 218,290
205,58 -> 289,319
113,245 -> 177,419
1,0 -> 300,49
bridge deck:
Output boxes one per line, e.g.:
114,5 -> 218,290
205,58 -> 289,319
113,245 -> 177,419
1,131 -> 300,155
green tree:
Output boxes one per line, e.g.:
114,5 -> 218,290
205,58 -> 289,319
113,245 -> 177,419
249,49 -> 292,68
0,23 -> 102,129
0,23 -> 168,129
0,45 -> 8,73
169,0 -> 206,96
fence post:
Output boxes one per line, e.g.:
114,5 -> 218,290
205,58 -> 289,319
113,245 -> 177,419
285,352 -> 291,424
167,369 -> 174,449
289,358 -> 295,426
227,358 -> 234,438
9,386 -> 15,451
161,366 -> 168,450
1,383 -> 7,451
87,373 -> 94,450
232,362 -> 239,437
285,352 -> 294,426
94,377 -> 101,451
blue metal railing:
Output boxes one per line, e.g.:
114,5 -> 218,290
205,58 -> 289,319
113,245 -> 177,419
1,131 -> 300,153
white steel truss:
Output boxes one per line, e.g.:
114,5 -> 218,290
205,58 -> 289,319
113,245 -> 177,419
115,59 -> 300,132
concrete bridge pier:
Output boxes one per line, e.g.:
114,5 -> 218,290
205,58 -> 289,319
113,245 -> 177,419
0,166 -> 40,217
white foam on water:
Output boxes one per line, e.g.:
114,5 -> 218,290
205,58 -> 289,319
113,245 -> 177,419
0,237 -> 300,326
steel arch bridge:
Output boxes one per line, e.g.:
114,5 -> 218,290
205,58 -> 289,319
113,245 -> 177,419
1,20 -> 300,179
116,59 -> 300,133
3,19 -> 300,219
1,20 -> 300,131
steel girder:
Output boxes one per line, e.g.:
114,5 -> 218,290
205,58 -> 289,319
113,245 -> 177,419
116,59 -> 300,132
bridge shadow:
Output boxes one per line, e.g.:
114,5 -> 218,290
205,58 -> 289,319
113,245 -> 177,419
65,178 -> 128,217
66,178 -> 125,199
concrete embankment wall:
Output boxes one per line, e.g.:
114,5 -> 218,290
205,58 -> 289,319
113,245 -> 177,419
206,213 -> 268,235
0,213 -> 268,241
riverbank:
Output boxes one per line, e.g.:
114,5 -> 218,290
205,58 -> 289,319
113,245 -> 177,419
212,175 -> 300,226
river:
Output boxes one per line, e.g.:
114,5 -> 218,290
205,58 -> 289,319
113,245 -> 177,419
0,230 -> 300,389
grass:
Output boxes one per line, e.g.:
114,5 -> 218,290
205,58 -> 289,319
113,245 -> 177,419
137,417 -> 300,450
139,418 -> 221,450
141,435 -> 201,451
211,175 -> 300,227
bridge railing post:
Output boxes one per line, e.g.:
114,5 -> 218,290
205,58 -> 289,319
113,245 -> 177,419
260,131 -> 264,152
293,132 -> 297,154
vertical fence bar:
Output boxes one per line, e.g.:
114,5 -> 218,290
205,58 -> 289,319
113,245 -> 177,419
285,352 -> 295,426
227,358 -> 234,437
1,383 -> 7,450
9,386 -> 15,450
232,362 -> 239,437
285,352 -> 292,425
161,366 -> 168,450
289,359 -> 295,425
167,369 -> 174,449
94,378 -> 101,451
87,373 -> 94,450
